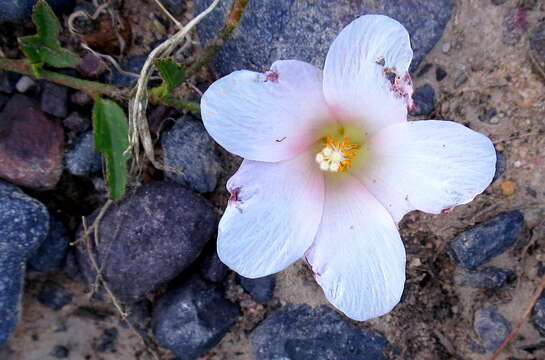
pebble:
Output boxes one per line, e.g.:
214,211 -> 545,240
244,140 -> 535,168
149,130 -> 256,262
41,83 -> 68,118
532,297 -> 545,336
250,304 -> 388,360
28,217 -> 70,273
195,0 -> 453,74
161,116 -> 221,193
107,56 -> 146,87
97,327 -> 118,353
442,42 -> 451,53
447,211 -> 524,268
239,275 -> 276,303
15,76 -> 36,93
474,307 -> 511,352
37,280 -> 73,311
0,71 -> 19,93
50,345 -> 69,358
0,95 -> 64,189
199,249 -> 228,283
500,180 -> 516,196
0,0 -> 76,24
529,20 -> 545,81
152,275 -> 239,359
77,53 -> 105,79
436,66 -> 448,81
76,181 -> 217,303
64,131 -> 102,176
162,0 -> 185,16
453,71 -> 468,89
0,180 -> 49,345
416,63 -> 433,77
409,84 -> 435,116
454,267 -> 514,289
70,92 -> 93,106
63,111 -> 90,133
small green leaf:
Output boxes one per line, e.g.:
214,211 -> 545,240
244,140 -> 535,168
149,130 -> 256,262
92,98 -> 130,201
19,0 -> 79,70
155,58 -> 186,93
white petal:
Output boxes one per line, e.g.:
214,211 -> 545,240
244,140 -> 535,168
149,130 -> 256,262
202,60 -> 332,162
356,120 -> 496,223
305,175 -> 406,321
323,15 -> 414,134
218,150 -> 324,278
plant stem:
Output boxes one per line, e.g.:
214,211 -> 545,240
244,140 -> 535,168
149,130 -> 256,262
0,57 -> 201,112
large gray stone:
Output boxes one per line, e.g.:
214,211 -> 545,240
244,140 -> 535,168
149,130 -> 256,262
76,181 -> 217,303
195,0 -> 453,75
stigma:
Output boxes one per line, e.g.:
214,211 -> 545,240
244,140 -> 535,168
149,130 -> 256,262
315,136 -> 359,173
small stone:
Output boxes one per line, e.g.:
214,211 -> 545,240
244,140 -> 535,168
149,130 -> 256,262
474,307 -> 511,352
63,112 -> 90,133
41,83 -> 69,118
416,63 -> 433,77
453,71 -> 468,89
500,180 -> 516,196
195,0 -> 453,75
436,66 -> 448,81
514,160 -> 522,168
447,211 -> 524,268
0,95 -> 64,189
108,56 -> 145,87
64,131 -> 102,176
70,91 -> 92,106
442,42 -> 451,53
529,21 -> 545,81
502,7 -> 528,46
0,181 -> 49,345
250,304 -> 388,360
0,71 -> 20,93
51,345 -> 69,358
240,275 -> 276,303
0,0 -> 76,24
15,76 -> 36,93
479,108 -> 497,123
37,280 -> 73,311
77,53 -> 105,78
28,217 -> 70,273
97,327 -> 118,353
492,0 -> 508,5
409,84 -> 435,116
162,0 -> 185,16
199,250 -> 228,283
532,297 -> 545,336
454,267 -> 514,289
152,275 -> 239,359
76,181 -> 217,303
161,116 -> 221,193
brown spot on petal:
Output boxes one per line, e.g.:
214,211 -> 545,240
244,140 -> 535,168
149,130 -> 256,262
265,70 -> 279,82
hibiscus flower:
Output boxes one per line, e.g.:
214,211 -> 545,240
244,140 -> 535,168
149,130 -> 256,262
201,15 -> 496,321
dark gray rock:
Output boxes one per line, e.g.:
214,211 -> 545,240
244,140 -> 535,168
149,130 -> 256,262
161,116 -> 221,193
436,66 -> 447,81
533,297 -> 545,336
199,250 -> 228,283
195,0 -> 453,75
529,20 -> 545,80
0,0 -> 76,24
28,217 -> 70,272
108,56 -> 146,87
152,275 -> 239,359
454,267 -> 514,289
162,0 -> 185,16
492,150 -> 506,183
447,211 -> 524,268
76,181 -> 217,303
240,275 -> 276,303
63,112 -> 90,133
0,72 -> 20,94
51,345 -> 69,358
97,327 -> 118,353
37,280 -> 73,311
250,304 -> 388,360
41,82 -> 68,118
409,84 -> 435,116
64,131 -> 102,176
0,180 -> 49,345
474,307 -> 511,352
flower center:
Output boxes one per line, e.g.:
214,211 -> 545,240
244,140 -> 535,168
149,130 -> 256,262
315,136 -> 360,173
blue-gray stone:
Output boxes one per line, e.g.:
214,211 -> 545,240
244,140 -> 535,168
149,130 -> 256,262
199,250 -> 228,283
474,307 -> 511,352
152,275 -> 239,360
195,0 -> 453,75
0,0 -> 76,24
454,267 -> 514,289
492,150 -> 506,183
0,180 -> 49,345
37,280 -> 73,311
532,297 -> 545,336
108,56 -> 146,87
28,217 -> 70,272
409,84 -> 435,116
161,116 -> 221,193
64,131 -> 102,176
240,275 -> 276,303
250,304 -> 388,360
447,211 -> 524,268
41,82 -> 68,118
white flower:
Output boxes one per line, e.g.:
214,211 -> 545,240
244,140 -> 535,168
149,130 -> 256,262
201,15 -> 496,321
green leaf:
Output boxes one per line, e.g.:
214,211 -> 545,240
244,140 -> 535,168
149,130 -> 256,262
19,0 -> 79,70
155,58 -> 186,93
92,98 -> 130,201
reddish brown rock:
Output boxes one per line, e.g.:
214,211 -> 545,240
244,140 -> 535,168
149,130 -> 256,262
0,95 -> 64,189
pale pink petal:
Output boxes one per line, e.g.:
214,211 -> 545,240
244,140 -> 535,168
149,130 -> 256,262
305,174 -> 406,321
218,150 -> 324,278
323,15 -> 414,134
201,60 -> 332,162
355,120 -> 496,223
